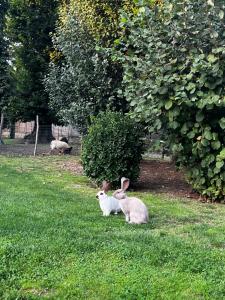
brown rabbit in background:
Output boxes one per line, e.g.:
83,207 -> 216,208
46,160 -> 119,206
113,177 -> 149,224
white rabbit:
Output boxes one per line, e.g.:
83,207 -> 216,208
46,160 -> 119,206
96,181 -> 121,216
113,177 -> 149,224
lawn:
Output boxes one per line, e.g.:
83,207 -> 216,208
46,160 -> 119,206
0,156 -> 225,299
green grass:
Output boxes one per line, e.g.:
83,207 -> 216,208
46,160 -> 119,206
0,156 -> 225,299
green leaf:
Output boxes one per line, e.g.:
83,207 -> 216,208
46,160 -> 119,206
196,111 -> 204,122
201,139 -> 209,147
205,130 -> 212,140
219,10 -> 224,19
216,178 -> 222,187
139,7 -> 146,14
207,0 -> 214,7
121,17 -> 127,23
214,167 -> 220,174
186,82 -> 196,92
155,119 -> 162,130
170,121 -> 179,129
130,99 -> 137,107
212,141 -> 221,150
206,154 -> 215,164
218,149 -> 225,160
187,131 -> 195,139
207,54 -> 218,63
216,161 -> 224,169
219,118 -> 225,129
180,123 -> 188,134
210,31 -> 219,39
165,100 -> 173,110
159,87 -> 168,95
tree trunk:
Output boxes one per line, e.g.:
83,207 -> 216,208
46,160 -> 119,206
0,113 -> 4,144
38,124 -> 54,143
24,123 -> 54,144
10,122 -> 15,139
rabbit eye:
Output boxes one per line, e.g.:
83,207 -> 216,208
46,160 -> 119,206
100,192 -> 103,195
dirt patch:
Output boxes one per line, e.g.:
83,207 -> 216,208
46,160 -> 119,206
0,144 -> 50,156
0,143 -> 80,156
134,160 -> 197,198
60,159 -> 198,199
61,160 -> 83,175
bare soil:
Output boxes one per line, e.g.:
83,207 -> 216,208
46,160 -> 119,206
0,143 -> 80,156
135,160 -> 198,198
0,144 -> 50,156
61,159 -> 199,199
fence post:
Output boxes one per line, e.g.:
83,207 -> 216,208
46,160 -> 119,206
34,115 -> 39,156
0,112 -> 4,145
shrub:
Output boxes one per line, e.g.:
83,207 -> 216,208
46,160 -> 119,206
115,0 -> 225,200
82,111 -> 145,186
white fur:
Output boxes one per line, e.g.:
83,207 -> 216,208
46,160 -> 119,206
50,140 -> 70,151
96,191 -> 121,216
113,178 -> 149,224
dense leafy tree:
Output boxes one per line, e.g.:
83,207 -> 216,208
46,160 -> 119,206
46,13 -> 128,134
0,0 -> 9,111
116,0 -> 225,199
7,0 -> 59,142
45,0 -> 134,134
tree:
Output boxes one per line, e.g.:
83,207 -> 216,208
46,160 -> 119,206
45,0 -> 134,134
46,14 -> 128,134
116,0 -> 225,199
0,0 -> 9,111
59,0 -> 135,47
7,0 -> 59,142
0,0 -> 9,144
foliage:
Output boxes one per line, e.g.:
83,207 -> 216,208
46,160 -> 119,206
0,0 -> 9,111
7,0 -> 59,125
2,156 -> 225,298
82,111 -> 145,185
46,7 -> 128,134
115,0 -> 225,199
59,0 -> 135,47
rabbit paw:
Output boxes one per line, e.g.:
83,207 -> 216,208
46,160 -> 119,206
103,212 -> 110,217
125,215 -> 130,222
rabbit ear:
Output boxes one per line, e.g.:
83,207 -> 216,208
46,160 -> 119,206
121,177 -> 130,191
102,181 -> 110,192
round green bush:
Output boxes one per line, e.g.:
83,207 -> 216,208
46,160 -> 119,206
82,111 -> 145,186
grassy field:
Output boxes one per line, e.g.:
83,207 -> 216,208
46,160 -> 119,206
0,156 -> 225,299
